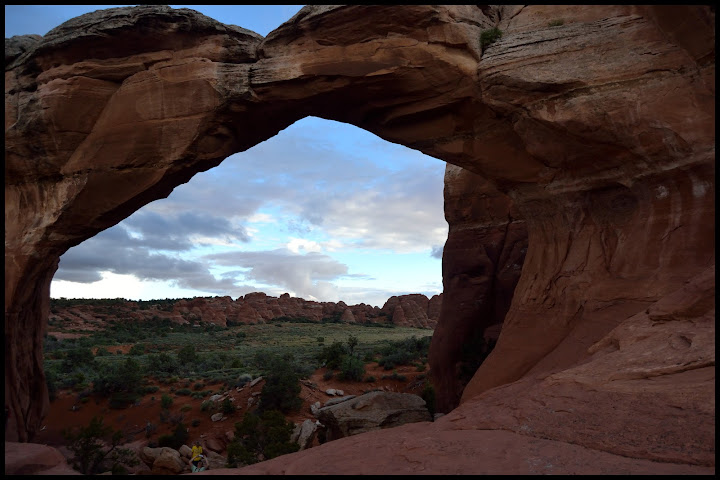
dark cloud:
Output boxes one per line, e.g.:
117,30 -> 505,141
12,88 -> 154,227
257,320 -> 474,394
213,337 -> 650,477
431,245 -> 444,259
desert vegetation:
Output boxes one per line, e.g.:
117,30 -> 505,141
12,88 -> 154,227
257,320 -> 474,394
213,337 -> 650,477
42,306 -> 436,470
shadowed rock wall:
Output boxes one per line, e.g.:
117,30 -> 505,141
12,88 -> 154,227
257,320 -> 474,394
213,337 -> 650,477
4,5 -> 714,471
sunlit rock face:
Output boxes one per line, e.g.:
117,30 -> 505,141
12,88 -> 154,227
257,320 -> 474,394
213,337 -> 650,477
4,4 -> 714,473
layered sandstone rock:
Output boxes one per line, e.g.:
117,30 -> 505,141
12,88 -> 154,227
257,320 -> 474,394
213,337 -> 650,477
4,4 -> 714,474
429,164 -> 527,412
47,293 -> 436,329
380,293 -> 442,328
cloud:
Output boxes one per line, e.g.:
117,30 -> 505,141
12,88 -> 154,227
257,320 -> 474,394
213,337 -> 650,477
52,116 -> 447,306
205,248 -> 350,300
431,245 -> 444,259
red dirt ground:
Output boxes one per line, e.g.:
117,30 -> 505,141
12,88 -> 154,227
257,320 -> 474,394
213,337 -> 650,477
32,356 -> 428,456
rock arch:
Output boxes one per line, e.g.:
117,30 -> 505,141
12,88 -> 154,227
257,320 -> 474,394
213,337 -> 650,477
5,6 -> 714,469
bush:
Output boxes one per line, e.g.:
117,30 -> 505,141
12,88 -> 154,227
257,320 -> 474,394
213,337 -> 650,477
338,355 -> 365,382
258,356 -> 302,414
221,398 -> 237,414
480,27 -> 502,49
346,335 -> 358,355
62,416 -> 139,475
421,381 -> 437,417
175,388 -> 192,396
316,341 -> 348,370
157,422 -> 188,450
177,344 -> 198,365
93,358 -> 143,397
128,344 -> 145,356
147,353 -> 179,376
235,373 -> 253,388
140,385 -> 159,395
225,410 -> 299,467
160,394 -> 173,410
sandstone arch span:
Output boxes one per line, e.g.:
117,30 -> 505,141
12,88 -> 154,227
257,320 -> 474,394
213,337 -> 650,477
5,5 -> 714,471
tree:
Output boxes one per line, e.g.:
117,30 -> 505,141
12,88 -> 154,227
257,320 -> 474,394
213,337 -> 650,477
316,341 -> 348,370
226,410 -> 299,467
346,335 -> 359,355
258,356 -> 302,414
62,416 -> 138,475
92,358 -> 142,397
177,344 -> 198,365
339,354 -> 365,381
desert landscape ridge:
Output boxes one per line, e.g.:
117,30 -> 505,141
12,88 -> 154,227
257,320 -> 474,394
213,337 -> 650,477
5,4 -> 715,475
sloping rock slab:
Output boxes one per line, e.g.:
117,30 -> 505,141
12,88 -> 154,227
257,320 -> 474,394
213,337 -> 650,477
316,391 -> 431,441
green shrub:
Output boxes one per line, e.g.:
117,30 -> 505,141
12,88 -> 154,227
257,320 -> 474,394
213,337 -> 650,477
157,422 -> 188,450
62,416 -> 139,475
175,388 -> 192,396
177,344 -> 198,365
128,344 -> 145,356
140,385 -> 159,395
421,381 -> 437,417
338,355 -> 365,382
221,398 -> 236,414
480,27 -> 502,49
258,356 -> 302,414
92,358 -> 143,397
200,400 -> 215,412
346,335 -> 358,355
191,419 -> 201,427
225,410 -> 299,467
322,370 -> 334,381
160,393 -> 173,410
147,353 -> 179,376
235,373 -> 253,387
548,19 -> 564,27
364,376 -> 376,383
316,341 -> 348,370
181,404 -> 192,412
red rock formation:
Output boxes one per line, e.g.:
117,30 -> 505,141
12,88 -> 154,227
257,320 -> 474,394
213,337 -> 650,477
46,293 -> 430,329
381,293 -> 441,328
430,165 -> 527,412
4,4 -> 714,473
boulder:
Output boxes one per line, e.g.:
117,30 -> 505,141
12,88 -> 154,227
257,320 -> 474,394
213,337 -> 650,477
151,447 -> 185,475
291,419 -> 318,450
4,441 -> 79,475
316,391 -> 432,441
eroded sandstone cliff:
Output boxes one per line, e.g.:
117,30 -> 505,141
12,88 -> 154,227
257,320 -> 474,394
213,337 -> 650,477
47,292 -> 440,329
5,4 -> 714,474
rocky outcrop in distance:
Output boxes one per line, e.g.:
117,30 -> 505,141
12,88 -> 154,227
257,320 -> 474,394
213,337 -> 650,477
48,292 -> 442,330
5,4 -> 715,475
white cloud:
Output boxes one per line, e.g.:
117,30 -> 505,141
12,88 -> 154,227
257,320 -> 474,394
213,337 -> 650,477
286,238 -> 322,253
51,116 -> 447,307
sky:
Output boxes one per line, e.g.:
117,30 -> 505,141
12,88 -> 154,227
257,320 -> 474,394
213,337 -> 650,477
5,5 -> 448,308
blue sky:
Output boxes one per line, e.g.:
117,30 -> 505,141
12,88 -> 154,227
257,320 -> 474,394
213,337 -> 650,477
5,5 -> 448,308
